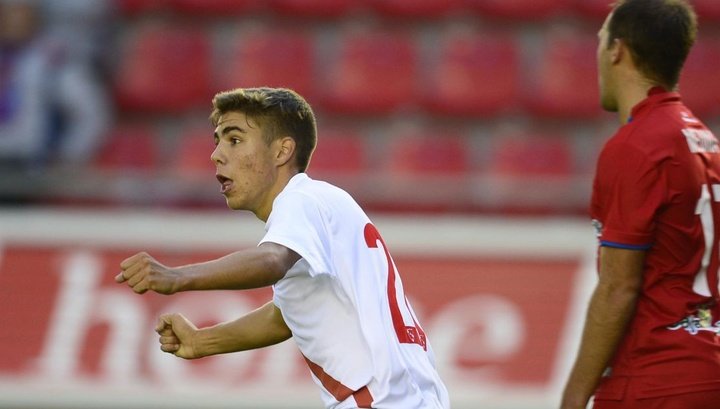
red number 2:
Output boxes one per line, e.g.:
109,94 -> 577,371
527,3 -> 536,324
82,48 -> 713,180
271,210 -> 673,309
364,223 -> 427,350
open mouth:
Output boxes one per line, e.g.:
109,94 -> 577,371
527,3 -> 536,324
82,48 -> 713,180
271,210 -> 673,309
216,174 -> 233,194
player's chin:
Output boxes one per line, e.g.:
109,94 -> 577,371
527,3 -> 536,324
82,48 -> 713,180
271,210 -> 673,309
225,197 -> 246,211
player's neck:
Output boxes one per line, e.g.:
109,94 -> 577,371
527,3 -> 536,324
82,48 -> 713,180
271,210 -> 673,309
255,168 -> 300,222
616,79 -> 657,125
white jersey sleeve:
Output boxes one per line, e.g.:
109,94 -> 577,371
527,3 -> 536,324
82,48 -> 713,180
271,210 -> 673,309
260,188 -> 333,278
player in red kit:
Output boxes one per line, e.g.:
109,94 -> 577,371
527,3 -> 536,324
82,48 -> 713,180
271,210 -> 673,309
560,1 -> 720,408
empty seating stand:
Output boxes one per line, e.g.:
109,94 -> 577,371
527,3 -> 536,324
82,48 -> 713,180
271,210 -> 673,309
572,0 -> 614,20
165,0 -> 262,14
679,36 -> 720,118
114,23 -> 212,113
217,27 -> 316,102
268,0 -> 358,18
94,124 -> 158,171
523,28 -> 602,118
320,28 -> 418,114
368,0 -> 460,18
464,0 -> 571,20
97,0 -> 720,215
309,129 -> 367,175
423,28 -> 520,117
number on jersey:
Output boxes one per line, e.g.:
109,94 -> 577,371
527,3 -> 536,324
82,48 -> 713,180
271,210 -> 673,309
364,223 -> 427,350
694,183 -> 720,297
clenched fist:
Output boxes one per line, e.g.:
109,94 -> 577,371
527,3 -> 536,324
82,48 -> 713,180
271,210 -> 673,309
156,313 -> 201,359
115,252 -> 181,294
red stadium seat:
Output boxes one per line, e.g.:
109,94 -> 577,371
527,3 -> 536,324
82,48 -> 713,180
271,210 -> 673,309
217,28 -> 315,102
423,29 -> 520,117
386,129 -> 469,175
321,29 -> 418,114
679,37 -> 720,117
488,133 -> 573,177
268,0 -> 358,18
309,129 -> 366,174
165,0 -> 262,14
368,0 -> 460,18
464,0 -> 571,20
114,24 -> 212,113
94,125 -> 158,170
483,131 -> 580,214
173,128 -> 216,178
370,128 -> 472,212
523,28 -> 601,118
572,0 -> 613,20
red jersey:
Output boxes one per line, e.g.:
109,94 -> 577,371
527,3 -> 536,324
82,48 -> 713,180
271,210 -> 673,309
591,88 -> 720,399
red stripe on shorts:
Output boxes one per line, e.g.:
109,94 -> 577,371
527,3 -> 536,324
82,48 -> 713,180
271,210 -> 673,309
303,355 -> 374,408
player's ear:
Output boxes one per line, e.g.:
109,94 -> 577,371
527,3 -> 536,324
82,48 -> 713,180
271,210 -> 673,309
610,38 -> 624,64
275,136 -> 296,167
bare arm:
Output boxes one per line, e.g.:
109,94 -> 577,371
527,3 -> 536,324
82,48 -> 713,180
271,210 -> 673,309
560,246 -> 645,409
156,301 -> 292,359
115,242 -> 300,294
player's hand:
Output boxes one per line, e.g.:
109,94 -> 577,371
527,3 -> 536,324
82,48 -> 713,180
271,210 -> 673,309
115,252 -> 180,294
156,313 -> 201,359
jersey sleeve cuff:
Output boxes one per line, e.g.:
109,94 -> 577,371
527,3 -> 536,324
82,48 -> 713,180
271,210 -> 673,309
259,235 -> 330,277
599,240 -> 652,250
599,228 -> 653,250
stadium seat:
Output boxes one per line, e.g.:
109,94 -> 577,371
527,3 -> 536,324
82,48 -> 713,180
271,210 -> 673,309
386,129 -> 469,175
487,133 -> 574,177
679,37 -> 720,117
165,0 -> 262,14
523,29 -> 601,118
217,28 -> 316,102
368,0 -> 460,18
268,0 -> 358,18
423,29 -> 520,117
94,125 -> 158,170
483,131 -> 578,213
321,29 -> 418,114
572,0 -> 613,20
114,24 -> 212,113
464,0 -> 571,20
173,128 -> 216,178
309,129 -> 366,174
370,128 -> 472,212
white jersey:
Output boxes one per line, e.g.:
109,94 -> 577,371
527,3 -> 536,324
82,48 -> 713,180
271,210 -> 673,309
260,173 -> 450,409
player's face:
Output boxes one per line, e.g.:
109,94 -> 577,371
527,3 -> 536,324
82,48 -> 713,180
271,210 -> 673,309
597,12 -> 618,112
212,111 -> 279,217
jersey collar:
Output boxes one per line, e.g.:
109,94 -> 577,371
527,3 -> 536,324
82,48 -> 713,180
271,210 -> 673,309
628,86 -> 681,123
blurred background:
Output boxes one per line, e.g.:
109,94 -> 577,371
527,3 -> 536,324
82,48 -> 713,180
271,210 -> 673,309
0,0 -> 719,408
0,0 -> 719,213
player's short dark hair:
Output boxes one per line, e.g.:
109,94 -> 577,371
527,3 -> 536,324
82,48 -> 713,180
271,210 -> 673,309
210,87 -> 317,173
608,0 -> 697,89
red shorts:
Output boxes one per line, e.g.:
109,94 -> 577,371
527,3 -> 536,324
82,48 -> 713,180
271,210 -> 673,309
593,383 -> 720,409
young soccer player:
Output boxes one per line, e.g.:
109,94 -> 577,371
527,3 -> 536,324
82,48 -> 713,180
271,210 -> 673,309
116,87 -> 450,409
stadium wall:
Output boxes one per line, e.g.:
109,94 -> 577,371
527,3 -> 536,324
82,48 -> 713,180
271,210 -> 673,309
0,209 -> 597,409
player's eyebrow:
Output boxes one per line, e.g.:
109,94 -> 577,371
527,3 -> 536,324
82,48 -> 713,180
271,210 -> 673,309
213,126 -> 245,139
